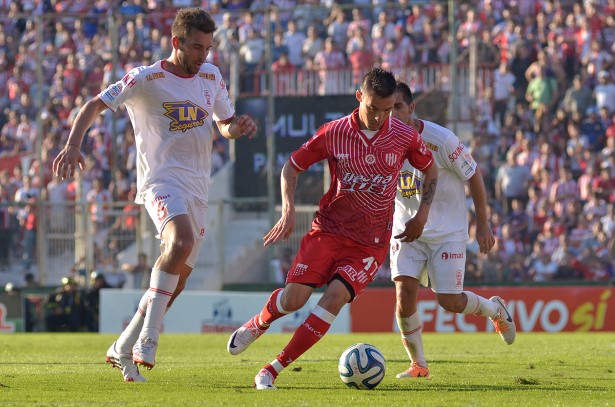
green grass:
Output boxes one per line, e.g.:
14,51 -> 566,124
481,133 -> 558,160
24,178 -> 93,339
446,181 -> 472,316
0,333 -> 614,406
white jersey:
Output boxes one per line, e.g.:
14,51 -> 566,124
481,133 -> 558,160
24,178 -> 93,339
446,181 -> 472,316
393,120 -> 476,244
99,60 -> 235,204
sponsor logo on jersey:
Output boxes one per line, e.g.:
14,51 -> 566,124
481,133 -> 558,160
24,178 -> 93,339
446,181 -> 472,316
146,72 -> 165,81
335,153 -> 350,162
448,141 -> 467,162
337,264 -> 369,284
340,172 -> 393,194
365,153 -> 376,164
109,83 -> 124,97
425,141 -> 439,152
398,170 -> 421,198
291,263 -> 308,277
441,251 -> 465,260
156,201 -> 168,222
163,100 -> 209,132
198,72 -> 216,80
122,73 -> 136,88
455,270 -> 463,288
384,152 -> 398,166
204,90 -> 212,107
220,79 -> 226,89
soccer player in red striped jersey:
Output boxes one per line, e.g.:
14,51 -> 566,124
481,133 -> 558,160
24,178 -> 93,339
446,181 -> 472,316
227,68 -> 438,390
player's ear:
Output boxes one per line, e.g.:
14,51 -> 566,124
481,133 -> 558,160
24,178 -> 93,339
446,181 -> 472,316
355,90 -> 363,103
171,36 -> 182,50
409,101 -> 416,114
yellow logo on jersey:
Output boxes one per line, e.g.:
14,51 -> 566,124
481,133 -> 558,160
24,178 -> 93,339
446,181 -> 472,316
198,72 -> 216,80
398,170 -> 421,198
163,101 -> 208,132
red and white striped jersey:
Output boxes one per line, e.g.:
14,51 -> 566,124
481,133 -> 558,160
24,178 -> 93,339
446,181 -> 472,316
290,109 -> 433,248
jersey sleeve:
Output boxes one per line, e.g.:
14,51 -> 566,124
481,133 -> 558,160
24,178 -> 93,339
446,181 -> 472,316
442,136 -> 477,181
289,123 -> 329,172
405,133 -> 433,172
212,70 -> 235,122
98,67 -> 143,112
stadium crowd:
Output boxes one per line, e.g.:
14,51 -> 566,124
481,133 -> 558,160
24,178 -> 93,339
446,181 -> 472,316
0,0 -> 613,294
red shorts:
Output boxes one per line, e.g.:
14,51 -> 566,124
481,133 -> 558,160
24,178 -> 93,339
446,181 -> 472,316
287,229 -> 387,301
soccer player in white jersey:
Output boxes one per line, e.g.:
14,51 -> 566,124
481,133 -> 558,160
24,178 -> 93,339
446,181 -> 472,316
226,68 -> 438,390
52,8 -> 256,382
390,82 -> 516,379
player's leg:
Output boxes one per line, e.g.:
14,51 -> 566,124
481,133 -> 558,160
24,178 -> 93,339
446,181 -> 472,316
390,240 -> 430,378
227,282 -> 312,355
255,279 -> 350,390
432,242 -> 516,345
133,214 -> 195,369
394,276 -> 430,378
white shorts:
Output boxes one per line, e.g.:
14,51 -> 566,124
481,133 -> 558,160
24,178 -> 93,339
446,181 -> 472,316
142,185 -> 207,268
390,239 -> 467,294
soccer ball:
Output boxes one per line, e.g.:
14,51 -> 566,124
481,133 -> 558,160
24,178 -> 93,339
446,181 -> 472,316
338,343 -> 386,390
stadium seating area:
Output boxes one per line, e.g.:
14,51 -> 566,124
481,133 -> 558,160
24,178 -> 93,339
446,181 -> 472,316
0,0 -> 613,289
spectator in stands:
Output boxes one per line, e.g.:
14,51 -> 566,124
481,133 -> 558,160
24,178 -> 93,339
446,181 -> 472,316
313,37 -> 346,95
239,27 -> 265,93
122,252 -> 151,290
561,74 -> 594,118
495,150 -> 531,214
45,276 -> 84,332
594,70 -> 615,114
283,19 -> 306,69
83,271 -> 110,332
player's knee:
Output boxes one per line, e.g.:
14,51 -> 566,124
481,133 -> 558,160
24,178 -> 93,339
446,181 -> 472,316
437,294 -> 465,313
165,235 -> 195,260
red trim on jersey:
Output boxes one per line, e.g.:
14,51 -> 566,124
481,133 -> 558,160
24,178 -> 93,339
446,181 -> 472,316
161,60 -> 196,78
415,119 -> 425,134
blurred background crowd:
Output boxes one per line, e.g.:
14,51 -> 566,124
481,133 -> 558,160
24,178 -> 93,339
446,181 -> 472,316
0,0 -> 613,321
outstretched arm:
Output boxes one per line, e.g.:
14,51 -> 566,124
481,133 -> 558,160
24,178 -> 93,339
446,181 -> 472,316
468,168 -> 495,254
52,96 -> 108,180
263,161 -> 299,246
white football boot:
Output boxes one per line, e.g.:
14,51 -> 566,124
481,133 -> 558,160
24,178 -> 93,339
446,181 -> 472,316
227,315 -> 268,355
254,368 -> 277,390
105,341 -> 146,382
132,336 -> 158,369
490,296 -> 516,345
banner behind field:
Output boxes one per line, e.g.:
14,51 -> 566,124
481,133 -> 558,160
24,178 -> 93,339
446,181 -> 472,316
351,286 -> 615,333
100,290 -> 350,334
99,286 -> 614,333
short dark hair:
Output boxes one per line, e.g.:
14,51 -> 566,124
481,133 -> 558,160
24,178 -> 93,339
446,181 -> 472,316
172,8 -> 217,41
360,68 -> 397,98
396,81 -> 413,104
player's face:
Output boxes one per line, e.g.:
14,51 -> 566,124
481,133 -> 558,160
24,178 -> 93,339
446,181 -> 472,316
391,92 -> 414,125
356,90 -> 395,131
175,30 -> 213,75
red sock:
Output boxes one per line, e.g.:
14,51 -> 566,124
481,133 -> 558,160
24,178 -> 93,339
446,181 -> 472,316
276,312 -> 332,368
259,288 -> 286,325
263,363 -> 278,379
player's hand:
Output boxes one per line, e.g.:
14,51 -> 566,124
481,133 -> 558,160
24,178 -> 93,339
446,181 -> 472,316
234,114 -> 257,139
52,144 -> 85,180
394,216 -> 426,243
475,221 -> 495,254
263,212 -> 296,246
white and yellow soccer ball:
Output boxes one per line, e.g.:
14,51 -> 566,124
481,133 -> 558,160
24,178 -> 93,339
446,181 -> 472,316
338,343 -> 386,390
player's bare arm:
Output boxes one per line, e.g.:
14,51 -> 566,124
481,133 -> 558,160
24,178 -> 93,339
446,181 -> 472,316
52,96 -> 108,180
468,169 -> 495,254
263,162 -> 298,246
217,114 -> 257,139
395,163 -> 438,242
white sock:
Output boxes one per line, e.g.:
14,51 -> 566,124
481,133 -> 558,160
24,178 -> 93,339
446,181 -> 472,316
270,359 -> 284,374
140,269 -> 179,342
396,312 -> 427,368
463,291 -> 499,318
116,292 -> 149,354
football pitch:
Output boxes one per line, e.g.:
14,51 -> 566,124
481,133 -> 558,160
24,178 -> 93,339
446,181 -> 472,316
1,332 -> 614,406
